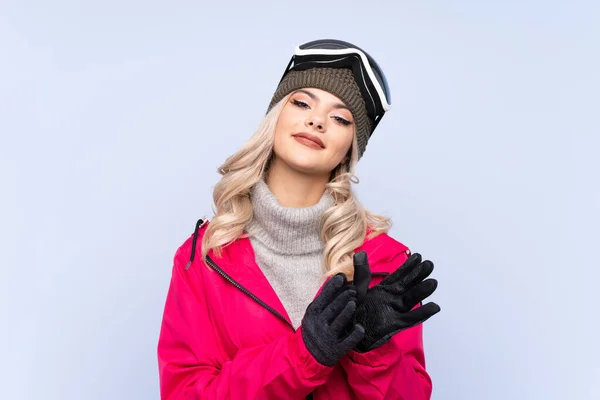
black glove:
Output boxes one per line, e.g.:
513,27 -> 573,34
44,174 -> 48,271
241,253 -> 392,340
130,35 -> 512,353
301,273 -> 366,366
352,251 -> 440,353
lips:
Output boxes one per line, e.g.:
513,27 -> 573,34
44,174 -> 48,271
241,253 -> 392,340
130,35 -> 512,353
292,132 -> 325,149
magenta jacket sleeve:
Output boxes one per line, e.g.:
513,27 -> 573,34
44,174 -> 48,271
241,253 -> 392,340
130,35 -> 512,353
339,250 -> 434,400
157,248 -> 333,400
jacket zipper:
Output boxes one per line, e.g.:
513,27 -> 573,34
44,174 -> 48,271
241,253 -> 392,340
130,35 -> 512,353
187,219 -> 314,399
205,255 -> 316,400
204,255 -> 296,332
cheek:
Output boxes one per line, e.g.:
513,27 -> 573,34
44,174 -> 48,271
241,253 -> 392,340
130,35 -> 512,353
273,119 -> 293,157
273,118 -> 287,149
330,129 -> 354,159
274,108 -> 297,139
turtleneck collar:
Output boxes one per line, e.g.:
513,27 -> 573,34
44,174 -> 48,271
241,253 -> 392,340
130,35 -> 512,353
246,178 -> 334,255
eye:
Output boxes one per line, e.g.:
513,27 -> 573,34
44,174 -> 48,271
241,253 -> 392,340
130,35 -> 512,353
333,116 -> 352,126
292,99 -> 310,109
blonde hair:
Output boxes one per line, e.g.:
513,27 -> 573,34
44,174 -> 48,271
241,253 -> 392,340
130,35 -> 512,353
201,94 -> 391,279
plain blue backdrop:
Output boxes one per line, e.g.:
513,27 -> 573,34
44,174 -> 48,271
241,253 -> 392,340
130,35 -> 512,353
1,1 -> 598,399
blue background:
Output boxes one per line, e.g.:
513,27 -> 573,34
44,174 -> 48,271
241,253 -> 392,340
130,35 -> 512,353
2,1 -> 598,398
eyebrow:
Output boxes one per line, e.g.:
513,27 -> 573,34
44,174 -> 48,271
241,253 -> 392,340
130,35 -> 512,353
293,89 -> 350,111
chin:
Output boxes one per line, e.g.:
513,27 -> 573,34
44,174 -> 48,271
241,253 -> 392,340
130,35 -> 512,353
276,150 -> 328,175
286,157 -> 327,175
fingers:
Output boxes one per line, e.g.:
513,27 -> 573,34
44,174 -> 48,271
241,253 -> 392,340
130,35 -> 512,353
352,251 -> 372,303
393,278 -> 438,312
419,302 -> 441,319
404,260 -> 434,290
322,288 -> 357,324
357,300 -> 441,352
329,298 -> 357,333
385,257 -> 434,295
381,253 -> 422,287
311,273 -> 347,313
392,301 -> 441,330
339,323 -> 365,352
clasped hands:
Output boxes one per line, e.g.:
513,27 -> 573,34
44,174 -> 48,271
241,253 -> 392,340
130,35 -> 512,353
301,251 -> 441,366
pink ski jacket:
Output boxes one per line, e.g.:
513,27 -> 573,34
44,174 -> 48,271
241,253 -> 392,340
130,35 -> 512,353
157,219 -> 433,399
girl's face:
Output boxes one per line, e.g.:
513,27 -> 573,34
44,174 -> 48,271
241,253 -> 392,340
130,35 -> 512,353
272,88 -> 355,176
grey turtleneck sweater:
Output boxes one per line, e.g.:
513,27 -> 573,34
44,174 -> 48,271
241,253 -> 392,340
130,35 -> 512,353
246,179 -> 334,329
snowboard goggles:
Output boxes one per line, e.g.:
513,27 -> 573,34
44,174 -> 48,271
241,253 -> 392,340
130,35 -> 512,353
279,39 -> 392,129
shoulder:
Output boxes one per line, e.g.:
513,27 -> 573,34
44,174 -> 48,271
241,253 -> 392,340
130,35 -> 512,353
173,218 -> 249,271
356,231 -> 411,273
173,218 -> 210,269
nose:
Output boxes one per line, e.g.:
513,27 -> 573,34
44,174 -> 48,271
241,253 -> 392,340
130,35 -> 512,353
305,113 -> 326,132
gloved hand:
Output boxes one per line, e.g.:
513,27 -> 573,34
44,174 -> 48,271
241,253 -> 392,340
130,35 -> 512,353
352,251 -> 440,353
301,273 -> 366,366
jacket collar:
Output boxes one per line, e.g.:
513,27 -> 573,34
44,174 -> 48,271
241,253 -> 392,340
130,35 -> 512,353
212,234 -> 293,326
189,219 -> 409,328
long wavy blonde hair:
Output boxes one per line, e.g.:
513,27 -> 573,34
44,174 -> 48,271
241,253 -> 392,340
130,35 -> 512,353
201,93 -> 391,279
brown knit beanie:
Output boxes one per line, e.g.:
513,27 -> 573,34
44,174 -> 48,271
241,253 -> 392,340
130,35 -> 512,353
267,67 -> 374,160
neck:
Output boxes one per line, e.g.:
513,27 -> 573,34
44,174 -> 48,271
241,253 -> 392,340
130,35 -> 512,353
247,178 -> 334,255
266,158 -> 329,207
